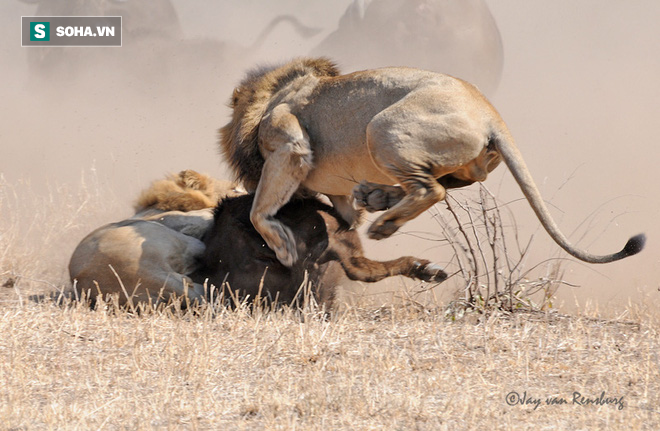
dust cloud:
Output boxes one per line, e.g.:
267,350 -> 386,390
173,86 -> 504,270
1,1 -> 658,311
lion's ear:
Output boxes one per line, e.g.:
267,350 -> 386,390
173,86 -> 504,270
232,87 -> 241,107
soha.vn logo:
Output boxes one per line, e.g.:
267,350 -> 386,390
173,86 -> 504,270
24,17 -> 121,47
30,21 -> 50,41
31,22 -> 116,39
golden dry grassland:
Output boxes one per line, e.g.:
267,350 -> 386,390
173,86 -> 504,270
1,176 -> 659,430
0,300 -> 658,430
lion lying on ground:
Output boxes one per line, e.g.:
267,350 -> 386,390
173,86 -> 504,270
221,57 -> 645,267
68,170 -> 242,306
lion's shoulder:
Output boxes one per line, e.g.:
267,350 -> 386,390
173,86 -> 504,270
220,57 -> 341,191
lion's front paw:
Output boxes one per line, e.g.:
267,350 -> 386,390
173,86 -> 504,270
266,222 -> 299,267
274,234 -> 298,268
274,246 -> 298,268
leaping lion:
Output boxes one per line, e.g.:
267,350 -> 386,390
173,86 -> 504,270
221,57 -> 645,267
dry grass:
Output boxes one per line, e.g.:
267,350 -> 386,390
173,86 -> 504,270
0,171 -> 121,300
2,176 -> 659,430
0,299 -> 658,430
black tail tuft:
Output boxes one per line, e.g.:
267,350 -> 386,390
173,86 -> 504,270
622,233 -> 646,257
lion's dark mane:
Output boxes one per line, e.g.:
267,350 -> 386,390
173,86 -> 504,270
219,57 -> 340,191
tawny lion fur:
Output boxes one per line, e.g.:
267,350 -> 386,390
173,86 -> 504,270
69,170 -> 243,306
134,170 -> 241,212
221,57 -> 644,267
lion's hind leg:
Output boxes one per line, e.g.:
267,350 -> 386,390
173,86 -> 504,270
353,180 -> 406,212
363,88 -> 486,240
367,175 -> 446,240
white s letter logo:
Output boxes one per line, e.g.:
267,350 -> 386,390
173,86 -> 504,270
35,24 -> 45,39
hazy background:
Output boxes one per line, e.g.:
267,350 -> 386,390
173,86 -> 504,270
2,1 -> 658,311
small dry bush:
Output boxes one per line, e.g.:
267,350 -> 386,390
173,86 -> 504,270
434,185 -> 571,316
374,184 -> 572,319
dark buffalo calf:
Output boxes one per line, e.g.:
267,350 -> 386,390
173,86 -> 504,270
192,195 -> 446,306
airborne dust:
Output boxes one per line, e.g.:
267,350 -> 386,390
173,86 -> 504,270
1,0 -> 658,311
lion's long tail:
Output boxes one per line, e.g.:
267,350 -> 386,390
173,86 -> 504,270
491,129 -> 645,263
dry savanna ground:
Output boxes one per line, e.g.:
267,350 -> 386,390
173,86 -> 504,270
1,177 -> 659,430
0,299 -> 659,430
